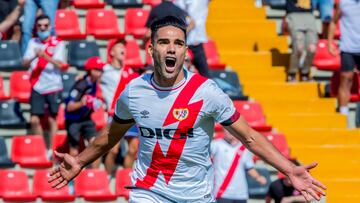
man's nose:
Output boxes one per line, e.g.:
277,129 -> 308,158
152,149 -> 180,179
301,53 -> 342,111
167,43 -> 175,53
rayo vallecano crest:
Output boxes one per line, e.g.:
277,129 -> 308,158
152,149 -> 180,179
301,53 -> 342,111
173,108 -> 189,121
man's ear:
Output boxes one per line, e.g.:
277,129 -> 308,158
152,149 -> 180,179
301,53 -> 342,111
148,43 -> 154,56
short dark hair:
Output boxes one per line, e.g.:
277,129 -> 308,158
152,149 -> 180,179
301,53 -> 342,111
150,15 -> 187,44
36,14 -> 50,24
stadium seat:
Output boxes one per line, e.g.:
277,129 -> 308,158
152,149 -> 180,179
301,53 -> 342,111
0,99 -> 26,128
73,0 -> 105,9
313,40 -> 340,71
262,132 -> 290,158
11,135 -> 52,168
267,0 -> 286,9
0,40 -> 22,70
330,71 -> 360,102
142,0 -> 161,7
33,170 -> 75,202
68,40 -> 100,69
0,170 -> 37,202
91,106 -> 107,130
57,104 -> 65,130
203,40 -> 226,70
61,72 -> 77,101
246,167 -> 271,198
0,75 -> 9,100
52,133 -> 69,160
115,168 -> 133,200
105,0 -> 142,8
213,131 -> 224,140
0,137 -> 15,168
125,39 -> 145,68
124,8 -> 150,39
55,9 -> 86,40
209,70 -> 248,100
9,71 -> 31,103
75,169 -> 117,201
86,9 -> 125,39
233,101 -> 272,132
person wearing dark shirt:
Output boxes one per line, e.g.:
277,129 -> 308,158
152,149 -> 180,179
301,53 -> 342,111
286,0 -> 318,82
65,56 -> 104,168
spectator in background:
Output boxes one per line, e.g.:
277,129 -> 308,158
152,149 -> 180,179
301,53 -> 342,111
21,0 -> 59,55
212,129 -> 267,203
286,0 -> 318,82
0,0 -> 24,41
101,39 -> 139,174
65,56 -> 104,168
266,160 -> 307,203
174,0 -> 211,78
312,0 -> 334,38
22,14 -> 67,157
328,0 -> 360,116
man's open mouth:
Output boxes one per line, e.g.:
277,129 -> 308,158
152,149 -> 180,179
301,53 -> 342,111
165,57 -> 176,68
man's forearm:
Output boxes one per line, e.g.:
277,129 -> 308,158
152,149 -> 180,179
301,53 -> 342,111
327,21 -> 336,43
43,54 -> 64,69
76,122 -> 133,168
0,5 -> 22,33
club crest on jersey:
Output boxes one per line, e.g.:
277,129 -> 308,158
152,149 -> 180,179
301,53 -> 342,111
173,108 -> 189,121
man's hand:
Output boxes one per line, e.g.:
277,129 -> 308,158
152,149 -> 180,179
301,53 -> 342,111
328,42 -> 338,56
256,175 -> 267,185
36,49 -> 47,58
48,151 -> 82,189
287,162 -> 326,201
18,0 -> 25,7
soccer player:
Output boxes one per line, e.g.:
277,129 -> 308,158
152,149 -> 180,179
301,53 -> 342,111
49,16 -> 326,202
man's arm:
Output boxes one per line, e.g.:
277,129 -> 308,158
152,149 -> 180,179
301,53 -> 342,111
37,49 -> 66,69
281,195 -> 307,203
0,0 -> 24,33
328,4 -> 342,55
48,120 -> 134,189
247,168 -> 267,185
224,117 -> 326,201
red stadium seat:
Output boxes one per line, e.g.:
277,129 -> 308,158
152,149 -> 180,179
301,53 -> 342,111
233,101 -> 272,132
142,0 -> 161,7
91,106 -> 107,130
52,133 -> 69,160
214,123 -> 223,132
73,0 -> 105,9
86,9 -> 125,39
33,170 -> 75,202
125,39 -> 145,68
124,8 -> 150,39
213,131 -> 224,140
313,40 -> 340,71
0,74 -> 9,100
0,170 -> 37,202
56,104 -> 65,130
330,71 -> 360,102
262,132 -> 290,158
11,135 -> 52,168
55,9 -> 86,40
9,71 -> 31,103
203,40 -> 226,70
115,168 -> 133,200
75,169 -> 117,201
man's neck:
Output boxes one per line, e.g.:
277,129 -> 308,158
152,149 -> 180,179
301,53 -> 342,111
111,60 -> 123,69
41,36 -> 51,43
153,69 -> 185,87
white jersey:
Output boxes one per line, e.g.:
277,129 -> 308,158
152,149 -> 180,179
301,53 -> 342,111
115,69 -> 239,202
100,64 -> 122,108
211,139 -> 254,200
23,37 -> 65,94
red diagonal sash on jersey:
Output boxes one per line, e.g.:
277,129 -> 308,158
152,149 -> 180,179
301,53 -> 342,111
135,74 -> 207,189
30,37 -> 59,87
108,65 -> 139,116
216,145 -> 246,198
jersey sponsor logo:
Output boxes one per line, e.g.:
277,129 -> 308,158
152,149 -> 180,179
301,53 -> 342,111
140,110 -> 150,118
139,126 -> 194,139
173,108 -> 189,121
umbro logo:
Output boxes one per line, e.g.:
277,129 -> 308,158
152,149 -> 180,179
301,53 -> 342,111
140,110 -> 149,118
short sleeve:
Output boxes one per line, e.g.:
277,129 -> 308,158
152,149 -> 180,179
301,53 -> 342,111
114,85 -> 134,123
204,80 -> 240,126
52,41 -> 66,62
244,151 -> 255,170
23,39 -> 36,60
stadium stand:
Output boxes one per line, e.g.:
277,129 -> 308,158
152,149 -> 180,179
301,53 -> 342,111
0,40 -> 22,71
0,137 -> 15,168
124,39 -> 145,68
55,10 -> 86,40
61,72 -> 77,101
75,169 -> 117,201
11,135 -> 52,168
0,99 -> 26,128
142,0 -> 161,7
86,9 -> 125,39
0,169 -> 37,202
68,40 -> 100,69
124,8 -> 150,39
203,40 -> 226,70
56,104 -> 65,130
115,168 -> 133,200
91,106 -> 107,130
209,70 -> 248,100
313,39 -> 341,71
9,71 -> 31,103
33,169 -> 76,202
105,0 -> 142,8
0,75 -> 8,100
